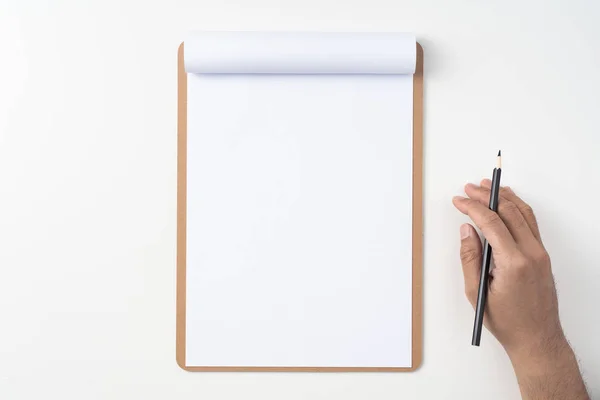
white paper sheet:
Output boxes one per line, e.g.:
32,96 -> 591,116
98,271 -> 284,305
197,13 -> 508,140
184,32 -> 415,368
185,32 -> 416,74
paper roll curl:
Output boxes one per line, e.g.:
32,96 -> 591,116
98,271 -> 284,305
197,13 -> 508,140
184,32 -> 416,75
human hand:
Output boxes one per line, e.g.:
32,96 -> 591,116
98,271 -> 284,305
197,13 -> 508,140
452,179 -> 564,357
453,180 -> 590,399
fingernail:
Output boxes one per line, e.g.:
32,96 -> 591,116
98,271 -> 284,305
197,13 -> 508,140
465,183 -> 477,190
481,179 -> 492,187
505,186 -> 514,193
452,196 -> 465,206
460,224 -> 471,239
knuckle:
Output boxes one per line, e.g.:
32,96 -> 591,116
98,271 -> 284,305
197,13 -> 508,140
499,201 -> 522,221
521,204 -> 536,220
499,201 -> 529,230
499,200 -> 519,215
460,247 -> 480,265
513,254 -> 530,271
515,216 -> 528,230
462,198 -> 475,207
481,212 -> 502,228
514,217 -> 529,231
534,249 -> 551,265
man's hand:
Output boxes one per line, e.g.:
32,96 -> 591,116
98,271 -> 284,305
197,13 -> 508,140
453,179 -> 589,400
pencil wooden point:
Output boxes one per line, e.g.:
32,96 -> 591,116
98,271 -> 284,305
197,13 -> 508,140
496,151 -> 502,169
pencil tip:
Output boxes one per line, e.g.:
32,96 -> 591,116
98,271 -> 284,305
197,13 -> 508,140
497,150 -> 501,156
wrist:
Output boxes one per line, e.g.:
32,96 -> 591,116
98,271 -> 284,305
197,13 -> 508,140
506,332 -> 590,400
506,330 -> 572,374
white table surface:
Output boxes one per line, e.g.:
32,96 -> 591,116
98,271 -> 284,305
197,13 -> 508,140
1,0 -> 599,398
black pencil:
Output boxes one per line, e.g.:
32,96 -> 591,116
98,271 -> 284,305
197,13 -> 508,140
471,150 -> 502,346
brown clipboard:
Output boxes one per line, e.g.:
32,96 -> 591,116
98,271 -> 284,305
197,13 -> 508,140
176,42 -> 424,372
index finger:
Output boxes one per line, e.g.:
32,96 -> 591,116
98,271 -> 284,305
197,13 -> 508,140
452,196 -> 518,256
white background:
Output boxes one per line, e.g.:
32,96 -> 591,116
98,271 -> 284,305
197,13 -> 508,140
1,0 -> 599,399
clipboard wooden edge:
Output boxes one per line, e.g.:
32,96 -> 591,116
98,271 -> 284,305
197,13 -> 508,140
176,42 -> 424,372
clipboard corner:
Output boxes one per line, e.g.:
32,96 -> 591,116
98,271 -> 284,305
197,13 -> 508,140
176,354 -> 190,372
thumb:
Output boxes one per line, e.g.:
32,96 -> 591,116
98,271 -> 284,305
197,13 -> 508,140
459,223 -> 482,307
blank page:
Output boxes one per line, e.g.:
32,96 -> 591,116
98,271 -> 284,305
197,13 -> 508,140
184,32 -> 415,368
